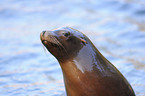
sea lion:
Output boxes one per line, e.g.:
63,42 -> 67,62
40,27 -> 135,96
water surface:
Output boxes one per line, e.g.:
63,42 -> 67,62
0,0 -> 145,96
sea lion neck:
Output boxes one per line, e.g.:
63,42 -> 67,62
59,43 -> 98,73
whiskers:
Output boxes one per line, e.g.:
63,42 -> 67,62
49,36 -> 69,57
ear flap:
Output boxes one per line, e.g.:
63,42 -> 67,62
80,38 -> 87,45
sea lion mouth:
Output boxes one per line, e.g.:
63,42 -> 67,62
42,40 -> 60,48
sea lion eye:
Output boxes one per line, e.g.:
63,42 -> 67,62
63,32 -> 70,37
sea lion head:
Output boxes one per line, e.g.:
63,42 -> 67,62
40,27 -> 88,62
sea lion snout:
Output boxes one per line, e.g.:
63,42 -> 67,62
40,31 -> 53,41
42,31 -> 46,36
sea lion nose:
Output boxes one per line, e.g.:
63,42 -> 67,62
42,31 -> 46,36
40,31 -> 46,40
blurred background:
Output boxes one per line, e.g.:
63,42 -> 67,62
0,0 -> 145,96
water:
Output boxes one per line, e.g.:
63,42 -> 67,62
0,0 -> 145,96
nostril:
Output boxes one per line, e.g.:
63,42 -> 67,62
42,31 -> 46,36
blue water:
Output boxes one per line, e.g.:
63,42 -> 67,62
0,0 -> 145,96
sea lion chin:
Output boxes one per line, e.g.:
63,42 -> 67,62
40,27 -> 135,96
